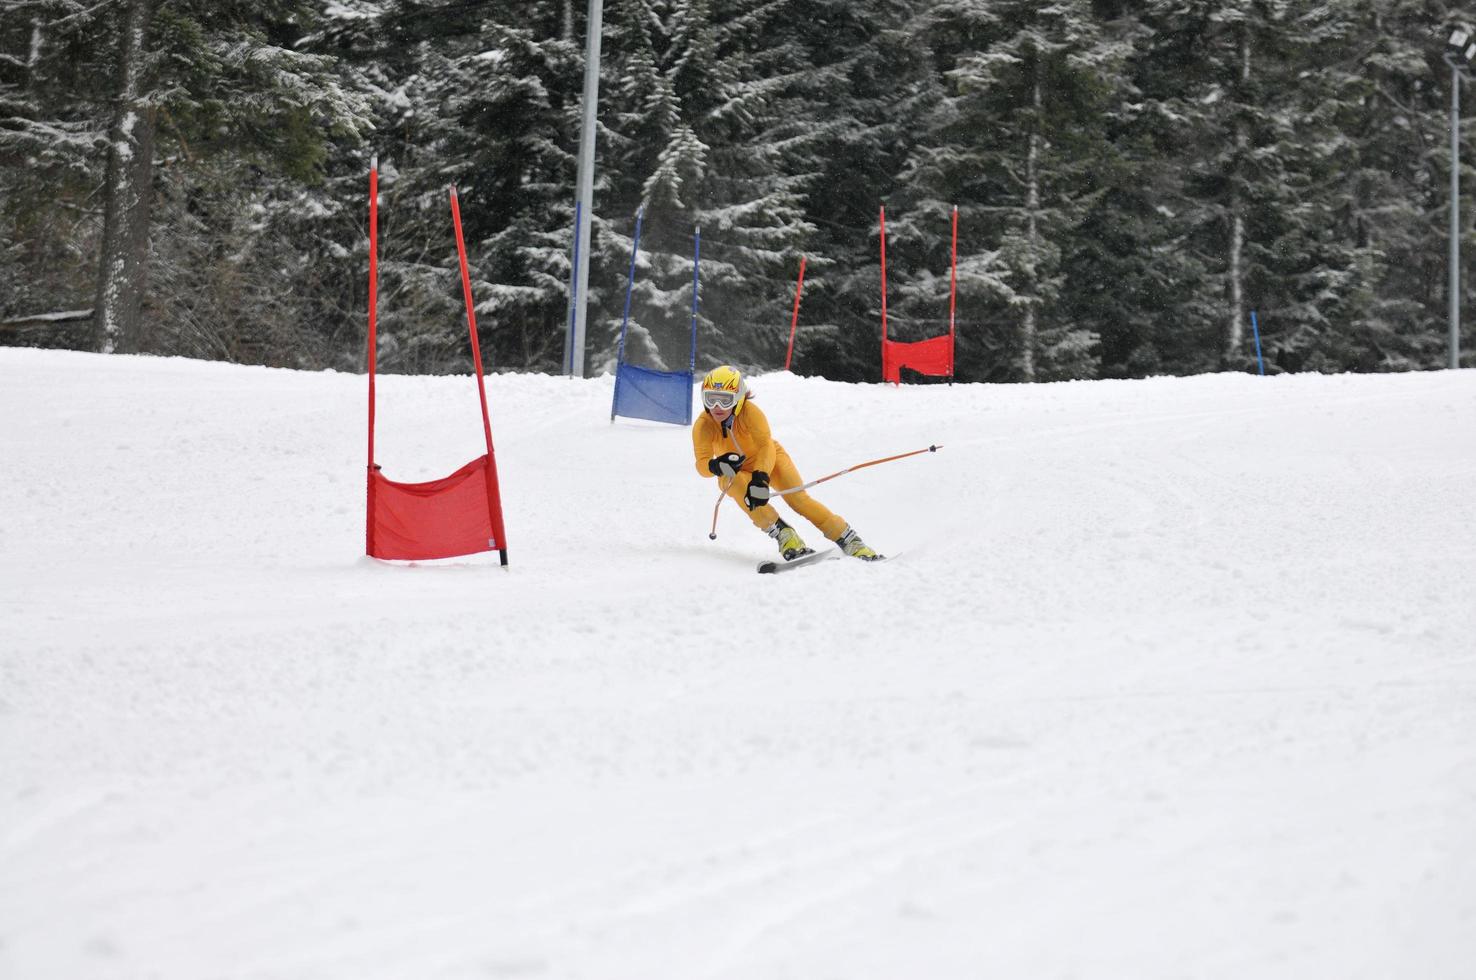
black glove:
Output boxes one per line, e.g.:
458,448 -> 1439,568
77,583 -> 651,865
744,470 -> 771,510
708,452 -> 745,478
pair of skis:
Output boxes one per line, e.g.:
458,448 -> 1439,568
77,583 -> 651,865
756,549 -> 894,575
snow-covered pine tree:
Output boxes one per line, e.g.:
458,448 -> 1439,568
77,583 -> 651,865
595,0 -> 822,375
1268,0 -> 1465,371
442,6 -> 584,374
594,0 -> 691,373
0,1 -> 112,340
764,0 -> 930,381
695,0 -> 825,370
1030,3 -> 1198,379
307,0 -> 498,374
328,1 -> 604,376
1132,0 -> 1352,373
900,0 -> 1125,382
113,1 -> 369,356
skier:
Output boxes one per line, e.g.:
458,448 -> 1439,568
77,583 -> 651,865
694,365 -> 880,562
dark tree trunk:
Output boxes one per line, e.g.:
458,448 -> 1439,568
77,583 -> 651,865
93,0 -> 156,354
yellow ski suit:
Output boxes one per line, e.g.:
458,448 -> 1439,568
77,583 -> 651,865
692,399 -> 848,541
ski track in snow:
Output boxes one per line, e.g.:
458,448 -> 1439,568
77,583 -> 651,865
2,348 -> 1474,979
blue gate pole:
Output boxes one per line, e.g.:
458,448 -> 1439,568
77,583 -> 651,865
1250,309 -> 1265,376
688,225 -> 701,424
610,208 -> 643,421
689,226 -> 701,374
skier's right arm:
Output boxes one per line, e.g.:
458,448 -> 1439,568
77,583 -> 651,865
693,416 -> 744,477
692,415 -> 719,477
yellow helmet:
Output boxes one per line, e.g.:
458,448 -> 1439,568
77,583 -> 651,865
700,365 -> 748,414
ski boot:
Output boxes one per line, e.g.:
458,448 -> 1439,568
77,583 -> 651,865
766,518 -> 813,561
836,526 -> 881,560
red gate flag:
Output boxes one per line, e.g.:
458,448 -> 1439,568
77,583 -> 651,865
879,204 -> 957,384
369,456 -> 502,561
365,167 -> 508,564
882,333 -> 954,384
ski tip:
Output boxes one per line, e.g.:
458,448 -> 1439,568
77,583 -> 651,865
755,548 -> 841,574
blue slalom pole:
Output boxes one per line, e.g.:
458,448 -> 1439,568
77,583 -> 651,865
688,226 -> 701,425
610,208 -> 643,422
1250,309 -> 1265,376
689,226 -> 701,375
565,200 -> 581,377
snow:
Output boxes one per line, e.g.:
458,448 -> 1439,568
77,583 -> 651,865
323,1 -> 382,21
2,347 -> 1474,979
116,111 -> 136,161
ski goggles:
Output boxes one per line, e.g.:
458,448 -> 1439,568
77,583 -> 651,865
702,389 -> 739,410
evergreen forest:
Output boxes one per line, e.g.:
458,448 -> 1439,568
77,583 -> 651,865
2,0 -> 1472,382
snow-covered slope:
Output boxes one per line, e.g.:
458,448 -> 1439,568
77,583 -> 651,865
3,348 -> 1474,979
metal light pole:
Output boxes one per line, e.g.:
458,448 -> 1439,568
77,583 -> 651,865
566,0 -> 603,378
1445,28 -> 1474,370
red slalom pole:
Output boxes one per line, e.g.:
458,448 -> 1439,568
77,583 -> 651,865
450,187 -> 495,455
449,186 -> 509,564
365,158 -> 379,556
784,255 -> 806,372
948,204 -> 958,384
367,161 -> 379,468
879,205 -> 889,382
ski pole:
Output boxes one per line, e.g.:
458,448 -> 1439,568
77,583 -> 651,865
708,476 -> 731,539
709,431 -> 747,540
773,445 -> 942,497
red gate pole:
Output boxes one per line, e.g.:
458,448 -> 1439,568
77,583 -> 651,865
784,255 -> 806,372
450,187 -> 494,454
365,158 -> 380,556
449,186 -> 509,565
879,205 -> 890,383
948,204 -> 958,385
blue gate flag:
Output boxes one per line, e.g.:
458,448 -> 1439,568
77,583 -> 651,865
612,363 -> 693,425
611,219 -> 699,427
